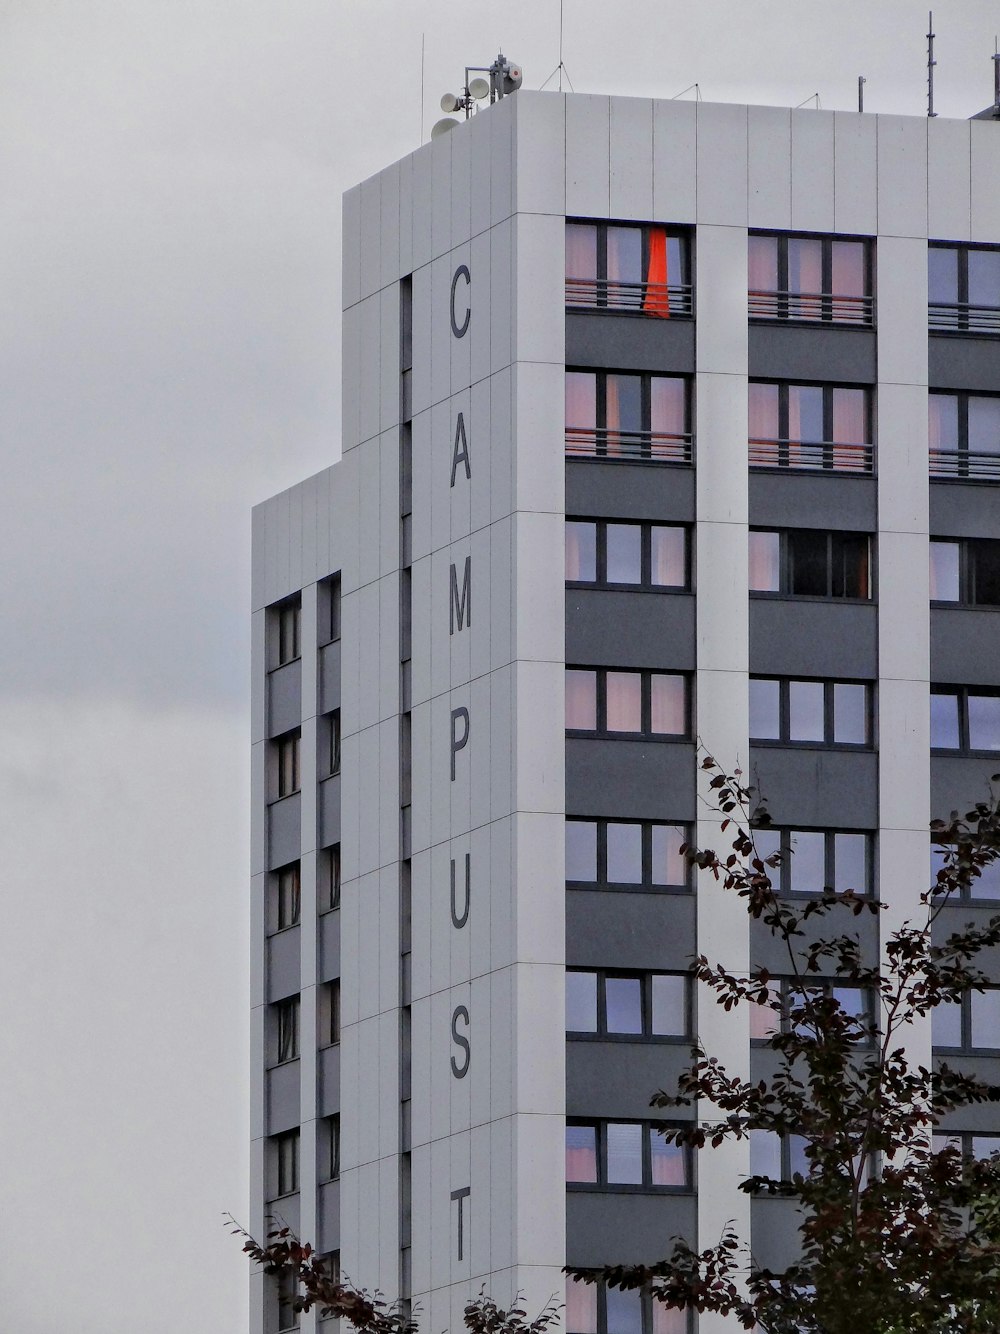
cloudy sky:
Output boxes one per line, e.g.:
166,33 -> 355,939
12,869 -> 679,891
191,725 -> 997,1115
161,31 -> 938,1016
1,2 -> 998,1329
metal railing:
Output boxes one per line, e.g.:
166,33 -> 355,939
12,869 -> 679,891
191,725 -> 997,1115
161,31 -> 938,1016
928,302 -> 1000,335
565,427 -> 694,465
749,438 -> 874,473
930,448 -> 1000,481
749,289 -> 874,326
565,277 -> 694,317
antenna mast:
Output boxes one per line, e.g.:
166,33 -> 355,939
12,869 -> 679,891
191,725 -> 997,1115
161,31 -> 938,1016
858,76 -> 866,112
994,37 -> 1000,116
927,11 -> 937,117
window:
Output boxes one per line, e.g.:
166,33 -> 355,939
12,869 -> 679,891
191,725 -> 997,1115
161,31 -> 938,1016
319,844 -> 341,912
272,862 -> 301,932
566,970 -> 689,1039
749,1129 -> 813,1183
929,243 -> 1000,334
930,538 -> 1000,605
933,986 -> 1000,1051
566,1120 -> 690,1190
274,731 -> 300,800
320,979 -> 341,1047
565,818 -> 690,891
749,677 -> 871,747
930,840 -> 1000,900
319,574 -> 342,645
749,381 -> 872,472
929,391 -> 1000,480
566,221 -> 692,317
565,1276 -> 689,1334
566,519 -> 689,589
276,1268 -> 300,1330
320,1114 -> 340,1182
565,370 -> 692,464
565,668 -> 688,738
748,232 -> 872,325
323,711 -> 341,777
274,996 -> 300,1065
933,1131 -> 1000,1160
931,688 -> 1000,752
749,528 -> 872,599
272,598 -> 301,668
749,977 -> 875,1046
752,827 -> 872,897
271,1129 -> 300,1198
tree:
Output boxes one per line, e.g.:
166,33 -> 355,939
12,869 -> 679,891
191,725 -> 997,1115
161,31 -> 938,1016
569,756 -> 1000,1333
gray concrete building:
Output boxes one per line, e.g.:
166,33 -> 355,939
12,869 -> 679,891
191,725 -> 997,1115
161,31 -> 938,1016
250,86 -> 1000,1334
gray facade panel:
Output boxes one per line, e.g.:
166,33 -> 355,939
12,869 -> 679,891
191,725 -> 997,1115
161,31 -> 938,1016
567,891 -> 696,971
566,590 -> 695,671
318,1181 -> 341,1254
566,1042 -> 695,1120
266,1191 -> 300,1238
566,1192 -> 697,1266
318,1045 -> 340,1117
319,910 -> 341,983
319,640 -> 341,714
751,1198 -> 803,1273
929,336 -> 1000,392
931,608 -> 1000,686
268,795 -> 302,870
748,474 -> 877,532
267,1060 -> 301,1135
566,311 -> 695,374
566,461 -> 695,523
267,926 -> 302,1002
749,746 -> 879,828
749,599 -> 878,679
750,911 -> 880,974
319,775 -> 342,847
931,755 -> 1000,816
936,1057 -> 1000,1130
267,662 -> 302,738
749,323 -> 877,384
929,483 -> 1000,539
566,739 -> 697,820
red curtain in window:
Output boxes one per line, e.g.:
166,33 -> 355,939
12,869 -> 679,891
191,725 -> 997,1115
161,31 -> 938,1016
643,227 -> 670,317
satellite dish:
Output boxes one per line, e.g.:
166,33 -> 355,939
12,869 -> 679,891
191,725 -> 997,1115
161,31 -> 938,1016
431,117 -> 460,139
440,92 -> 460,113
504,64 -> 523,93
468,77 -> 490,100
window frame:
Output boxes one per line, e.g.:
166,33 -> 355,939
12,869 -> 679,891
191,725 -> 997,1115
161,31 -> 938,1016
748,976 -> 877,1048
930,536 -> 1000,607
928,241 -> 1000,336
749,527 -> 874,601
272,861 -> 302,933
565,368 -> 693,465
930,686 -> 1000,754
319,573 -> 342,647
270,596 -> 302,670
273,730 -> 301,801
751,826 -> 875,900
929,837 -> 1000,902
565,1276 -> 692,1334
319,843 -> 342,914
273,996 -> 300,1066
320,979 -> 341,1048
565,666 -> 690,740
748,379 -> 874,473
748,231 -> 874,326
565,517 -> 691,591
929,389 -> 1000,481
565,219 -> 693,318
565,968 -> 691,1042
272,1128 -> 300,1199
565,817 -> 692,894
749,676 -> 873,749
565,1118 -> 692,1193
320,1114 -> 341,1183
932,985 -> 1000,1055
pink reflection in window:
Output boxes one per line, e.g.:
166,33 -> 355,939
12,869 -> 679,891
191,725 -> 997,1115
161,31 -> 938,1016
606,672 -> 642,732
566,670 -> 597,730
650,674 -> 685,735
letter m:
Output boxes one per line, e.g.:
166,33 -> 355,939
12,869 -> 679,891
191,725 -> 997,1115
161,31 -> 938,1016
450,556 -> 471,635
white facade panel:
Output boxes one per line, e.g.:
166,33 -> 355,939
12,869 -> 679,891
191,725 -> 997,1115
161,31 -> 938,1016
748,105 -> 792,230
513,90 -> 566,218
790,108 -> 836,233
652,99 -> 697,224
928,118 -> 972,242
609,96 -> 654,223
971,118 -> 1000,241
877,114 -> 928,238
833,110 -> 877,235
696,101 -> 749,227
566,94 -> 611,218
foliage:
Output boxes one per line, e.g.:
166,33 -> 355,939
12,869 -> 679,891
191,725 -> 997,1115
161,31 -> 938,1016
568,757 -> 1000,1333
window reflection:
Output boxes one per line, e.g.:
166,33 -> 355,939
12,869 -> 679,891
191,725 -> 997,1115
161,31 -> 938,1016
833,683 -> 867,744
651,825 -> 686,886
929,541 -> 961,601
790,831 -> 827,893
930,691 -> 960,749
606,977 -> 643,1034
566,521 -> 597,582
566,972 -> 598,1032
566,820 -> 598,881
788,680 -> 825,742
606,1122 -> 643,1184
606,524 -> 642,583
749,678 -> 780,740
968,694 -> 1000,750
566,669 -> 597,730
607,823 -> 643,883
566,1125 -> 598,1182
749,530 -> 780,592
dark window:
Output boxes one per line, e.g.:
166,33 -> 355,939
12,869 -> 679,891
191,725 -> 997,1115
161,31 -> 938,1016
565,1277 -> 690,1334
566,1120 -> 690,1190
273,862 -> 301,932
565,370 -> 692,464
930,538 -> 1000,605
276,1269 -> 299,1330
565,818 -> 689,891
749,677 -> 871,747
749,528 -> 872,599
274,996 -> 300,1065
933,986 -> 1000,1051
566,970 -> 689,1039
931,688 -> 1000,752
929,242 -> 1000,334
323,711 -> 341,777
753,826 -> 872,897
274,731 -> 300,800
566,221 -> 692,317
273,598 -> 301,667
929,391 -> 1000,480
566,519 -> 689,589
321,1114 -> 340,1182
748,977 -> 875,1046
273,1129 -> 300,1198
749,381 -> 872,472
321,980 -> 341,1047
565,668 -> 688,738
749,232 -> 872,325
319,844 -> 341,912
930,839 -> 1000,901
320,574 -> 342,645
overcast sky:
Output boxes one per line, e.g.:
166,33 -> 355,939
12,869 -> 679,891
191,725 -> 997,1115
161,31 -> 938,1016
1,2 -> 998,1330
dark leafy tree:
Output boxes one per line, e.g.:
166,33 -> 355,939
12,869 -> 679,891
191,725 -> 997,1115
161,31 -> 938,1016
568,756 -> 1000,1333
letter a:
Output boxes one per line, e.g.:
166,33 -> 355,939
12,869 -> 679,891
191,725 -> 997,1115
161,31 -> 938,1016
451,412 -> 471,487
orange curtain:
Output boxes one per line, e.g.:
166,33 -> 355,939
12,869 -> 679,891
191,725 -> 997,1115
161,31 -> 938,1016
643,226 -> 670,317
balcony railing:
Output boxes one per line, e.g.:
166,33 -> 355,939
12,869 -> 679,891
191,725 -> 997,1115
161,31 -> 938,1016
750,438 -> 874,474
565,278 -> 694,318
565,427 -> 694,465
928,302 -> 1000,335
930,448 -> 1000,481
749,289 -> 874,326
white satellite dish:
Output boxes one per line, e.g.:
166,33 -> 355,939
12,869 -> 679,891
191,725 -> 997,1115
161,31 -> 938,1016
431,117 -> 460,139
440,92 -> 460,113
468,77 -> 490,100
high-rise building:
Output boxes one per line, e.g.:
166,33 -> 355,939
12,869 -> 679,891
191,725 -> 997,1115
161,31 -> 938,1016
250,86 -> 1000,1334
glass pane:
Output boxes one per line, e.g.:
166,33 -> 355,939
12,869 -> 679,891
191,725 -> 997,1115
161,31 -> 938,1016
566,821 -> 598,882
606,1122 -> 643,1184
607,225 -> 642,287
606,1288 -> 642,1334
968,249 -> 1000,309
748,234 -> 779,297
933,998 -> 963,1048
749,981 -> 781,1039
969,694 -> 1000,751
929,541 -> 961,601
750,1129 -> 782,1180
606,977 -> 643,1034
833,985 -> 869,1029
834,833 -> 868,894
606,373 -> 643,436
650,1129 -> 686,1186
749,678 -> 781,740
929,393 -> 959,451
652,1302 -> 688,1334
666,234 -> 686,287
566,972 -> 598,1032
650,674 -> 686,735
832,388 -> 867,443
971,852 -> 1000,900
566,670 -> 597,730
754,827 -> 782,877
607,823 -> 643,883
606,524 -> 642,584
788,1134 -> 810,1179
606,671 -> 642,732
972,1135 -> 1000,1160
649,377 -> 686,444
968,396 -> 1000,455
831,241 -> 865,297
566,1125 -> 598,1182
749,530 -> 781,592
928,246 -> 959,305
749,382 -> 780,442
565,372 -> 597,427
651,975 -> 686,1035
566,521 -> 597,582
930,692 -> 961,749
972,540 -> 1000,606
787,237 -> 823,316
789,530 -> 828,596
833,683 -> 867,744
565,224 -> 598,280
565,1278 -> 598,1334
650,526 -> 686,587
788,384 -> 824,443
971,989 -> 1000,1048
651,824 -> 686,886
788,680 -> 825,742
789,830 -> 826,893
832,533 -> 870,600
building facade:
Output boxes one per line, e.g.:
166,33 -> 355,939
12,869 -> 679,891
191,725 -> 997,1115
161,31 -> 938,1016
250,89 -> 1000,1334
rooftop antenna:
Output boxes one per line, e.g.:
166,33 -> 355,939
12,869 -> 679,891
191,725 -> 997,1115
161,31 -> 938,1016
858,75 -> 866,113
670,82 -> 701,101
994,36 -> 1000,115
539,1 -> 575,93
433,52 -> 523,139
927,11 -> 937,117
420,33 -> 426,142
795,92 -> 821,109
